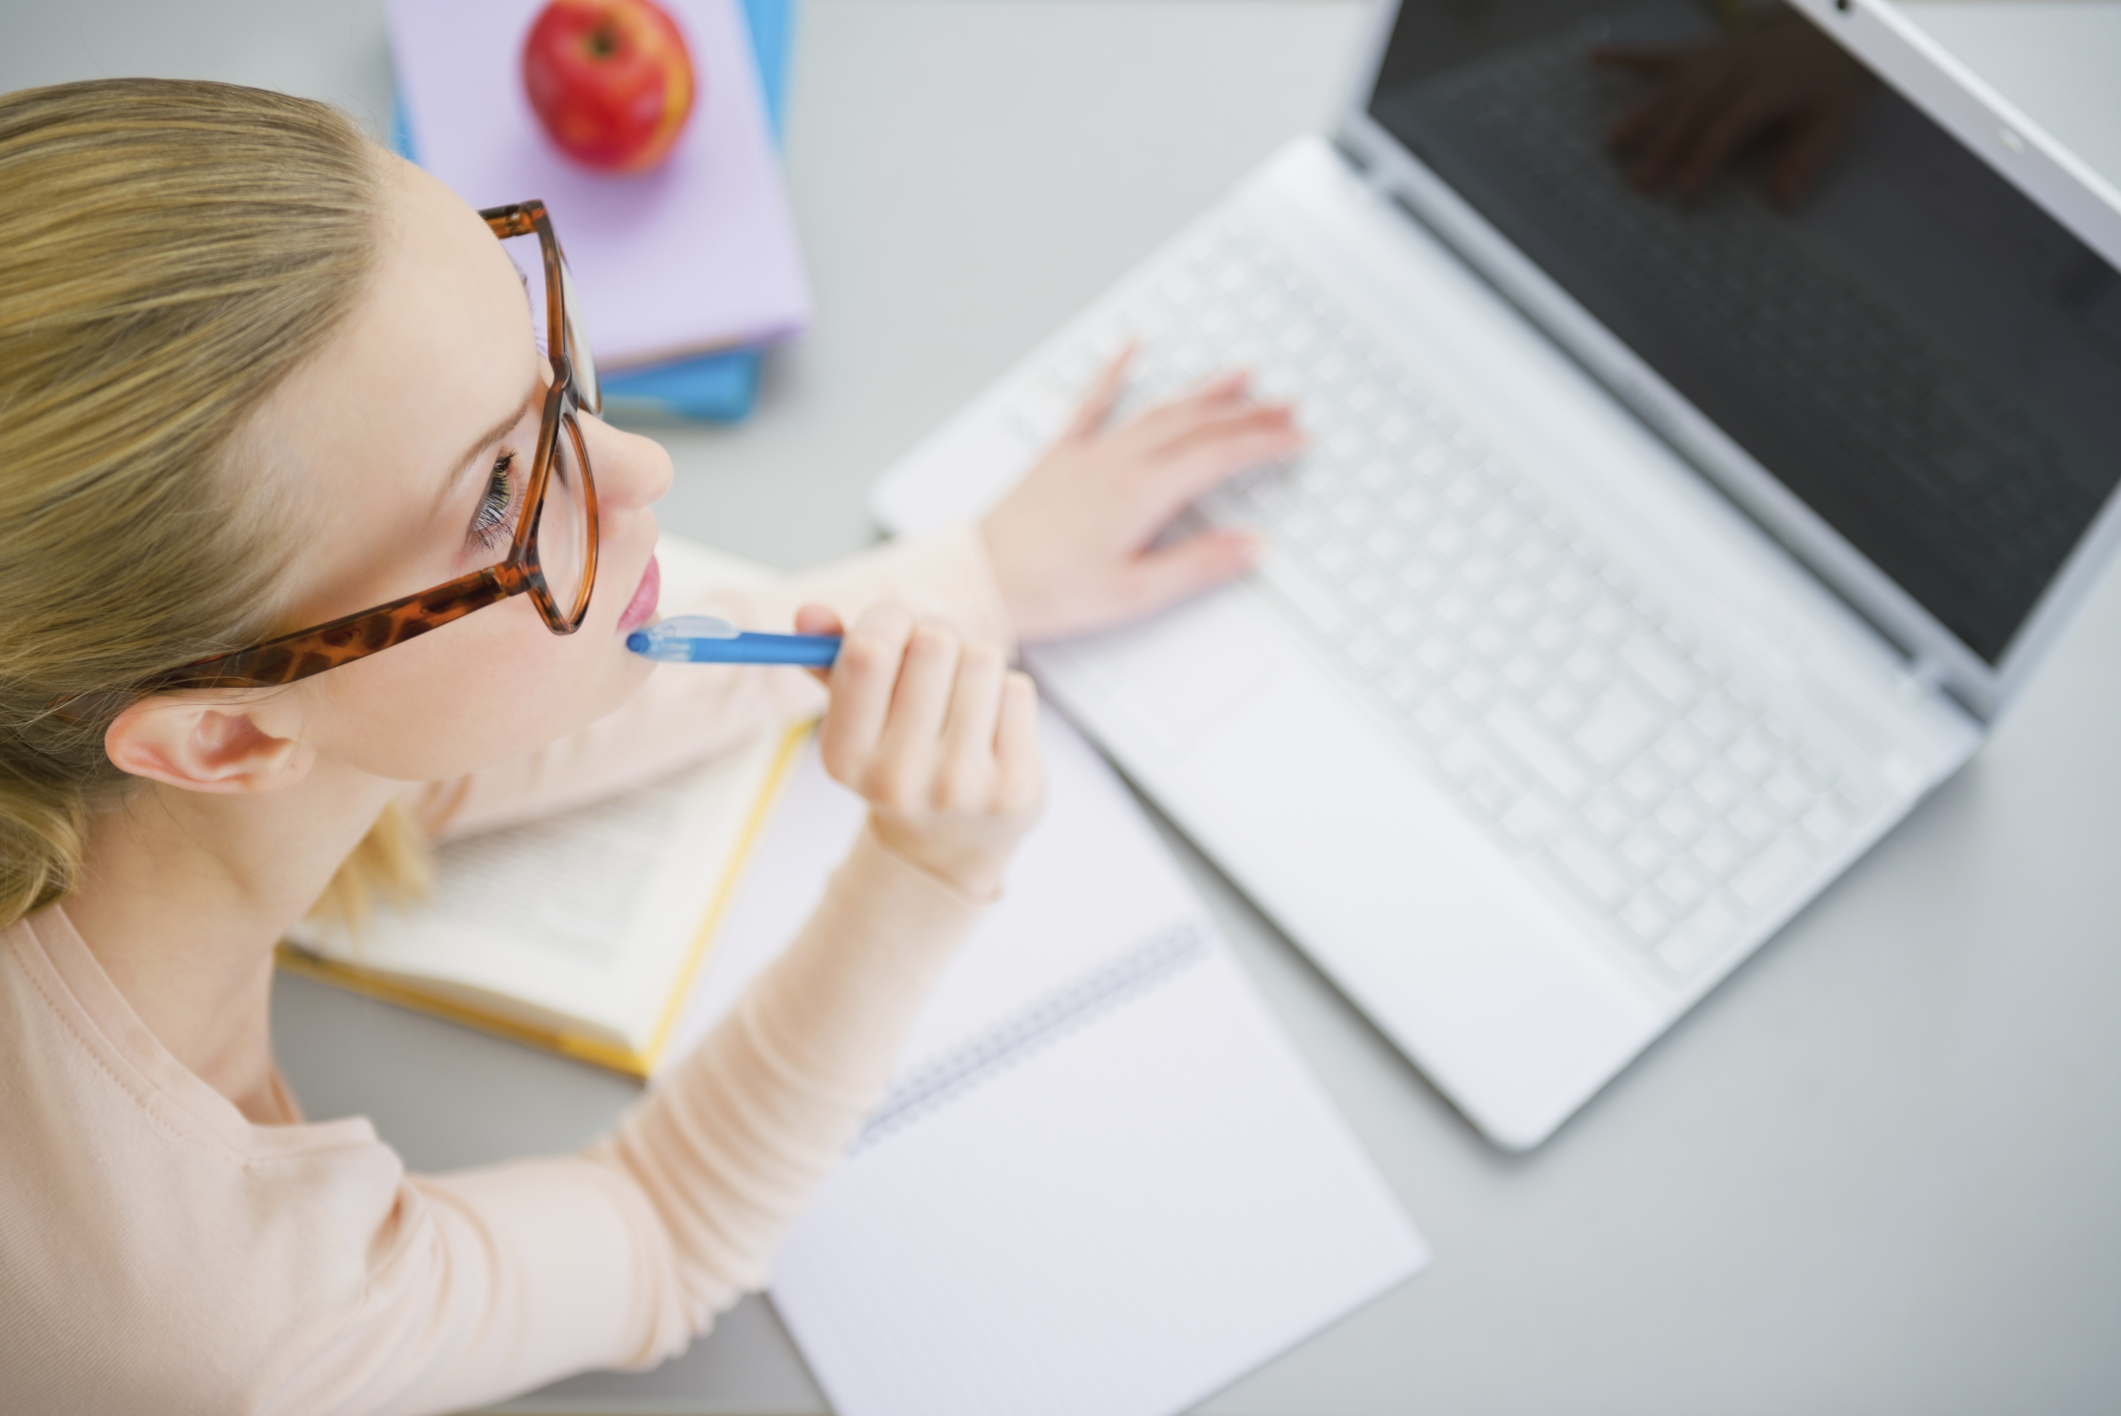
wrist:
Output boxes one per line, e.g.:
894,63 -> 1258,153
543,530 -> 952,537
866,814 -> 1011,903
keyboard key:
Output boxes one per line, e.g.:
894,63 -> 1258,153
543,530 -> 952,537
1581,792 -> 1633,843
1688,694 -> 1744,747
1346,631 -> 1393,676
1727,797 -> 1777,845
1800,799 -> 1858,852
1727,729 -> 1777,779
1579,598 -> 1628,646
1730,837 -> 1814,912
1618,894 -> 1670,949
1689,760 -> 1744,813
1378,665 -> 1424,707
1561,648 -> 1607,689
1408,696 -> 1462,746
1763,765 -> 1813,814
1652,795 -> 1705,848
1466,620 -> 1510,660
1493,583 -> 1539,624
1571,683 -> 1661,771
1346,572 -> 1390,607
1527,616 -> 1572,657
1432,589 -> 1477,629
1501,653 -> 1546,692
1437,734 -> 1501,785
1654,859 -> 1710,912
1464,770 -> 1513,822
1655,896 -> 1745,979
1619,634 -> 1700,706
1653,723 -> 1709,779
1380,602 -> 1422,639
1255,555 -> 1348,639
1616,759 -> 1665,810
1501,794 -> 1563,847
1449,666 -> 1498,712
1547,834 -> 1630,909
1486,702 -> 1590,804
1398,559 -> 1441,600
1618,830 -> 1665,877
1414,636 -> 1459,677
1691,826 -> 1744,879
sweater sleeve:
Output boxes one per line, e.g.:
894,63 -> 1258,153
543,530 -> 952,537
418,523 -> 1014,842
307,828 -> 987,1416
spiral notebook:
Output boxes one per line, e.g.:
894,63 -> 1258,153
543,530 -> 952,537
654,709 -> 1429,1416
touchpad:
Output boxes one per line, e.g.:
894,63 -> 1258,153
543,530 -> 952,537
1026,585 -> 1286,769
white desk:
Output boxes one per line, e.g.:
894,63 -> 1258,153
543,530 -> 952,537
8,3 -> 2120,1410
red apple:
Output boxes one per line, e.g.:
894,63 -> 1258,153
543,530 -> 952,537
522,0 -> 697,174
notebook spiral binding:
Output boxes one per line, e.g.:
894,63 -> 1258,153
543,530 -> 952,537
851,918 -> 1214,1154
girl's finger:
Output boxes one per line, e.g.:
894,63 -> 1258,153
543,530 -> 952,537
873,621 -> 961,774
993,670 -> 1044,812
1065,344 -> 1137,440
939,642 -> 1008,764
818,604 -> 912,779
794,603 -> 845,686
1132,370 -> 1254,445
1146,414 -> 1305,513
1118,527 -> 1266,618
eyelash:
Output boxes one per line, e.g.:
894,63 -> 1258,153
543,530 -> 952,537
469,452 -> 517,551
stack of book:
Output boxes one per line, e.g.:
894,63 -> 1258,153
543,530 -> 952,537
387,0 -> 807,420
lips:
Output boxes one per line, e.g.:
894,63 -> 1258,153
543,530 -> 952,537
617,552 -> 661,635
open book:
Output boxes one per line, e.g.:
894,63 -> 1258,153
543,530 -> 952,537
280,723 -> 808,1076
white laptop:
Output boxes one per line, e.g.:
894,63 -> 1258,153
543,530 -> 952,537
872,0 -> 2121,1149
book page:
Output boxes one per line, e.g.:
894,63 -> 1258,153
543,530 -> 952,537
290,729 -> 790,1052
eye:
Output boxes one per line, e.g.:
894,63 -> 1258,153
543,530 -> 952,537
467,452 -> 518,552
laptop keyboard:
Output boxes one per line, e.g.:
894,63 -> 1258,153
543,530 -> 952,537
1035,221 -> 1881,986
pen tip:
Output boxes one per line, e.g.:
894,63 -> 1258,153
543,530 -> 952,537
625,632 -> 651,654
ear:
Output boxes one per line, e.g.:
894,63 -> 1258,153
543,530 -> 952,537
103,694 -> 314,795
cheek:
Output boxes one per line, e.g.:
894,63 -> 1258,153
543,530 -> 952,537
301,595 -> 655,781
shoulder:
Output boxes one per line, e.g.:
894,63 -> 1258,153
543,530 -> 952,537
1,910 -> 413,1412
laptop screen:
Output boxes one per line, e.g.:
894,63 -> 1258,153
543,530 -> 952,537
1365,0 -> 2121,665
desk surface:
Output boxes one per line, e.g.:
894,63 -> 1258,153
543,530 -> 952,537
8,3 -> 2120,1411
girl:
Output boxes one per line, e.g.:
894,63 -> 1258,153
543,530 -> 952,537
0,80 -> 1298,1411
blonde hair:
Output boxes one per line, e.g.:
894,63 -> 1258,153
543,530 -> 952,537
0,78 -> 429,930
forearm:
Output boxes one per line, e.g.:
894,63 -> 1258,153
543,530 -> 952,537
582,825 -> 991,1359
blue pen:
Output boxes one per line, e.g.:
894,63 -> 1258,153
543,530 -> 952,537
626,615 -> 841,667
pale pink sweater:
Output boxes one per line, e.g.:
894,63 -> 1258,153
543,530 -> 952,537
0,528 -> 1014,1415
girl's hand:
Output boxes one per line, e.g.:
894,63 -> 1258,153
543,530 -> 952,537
796,603 -> 1044,898
980,348 -> 1304,643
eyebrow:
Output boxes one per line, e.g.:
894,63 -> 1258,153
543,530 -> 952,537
439,382 -> 544,509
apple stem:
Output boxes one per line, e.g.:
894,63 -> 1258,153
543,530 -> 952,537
588,22 -> 619,58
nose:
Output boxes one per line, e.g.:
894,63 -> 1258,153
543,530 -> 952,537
580,412 -> 673,514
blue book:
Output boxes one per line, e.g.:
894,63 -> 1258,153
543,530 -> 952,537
393,0 -> 798,422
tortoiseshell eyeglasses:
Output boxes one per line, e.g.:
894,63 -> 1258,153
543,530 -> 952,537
70,201 -> 602,717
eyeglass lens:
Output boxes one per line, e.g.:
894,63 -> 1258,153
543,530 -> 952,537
535,412 -> 595,624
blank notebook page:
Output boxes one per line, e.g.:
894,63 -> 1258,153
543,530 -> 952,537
674,709 -> 1428,1416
